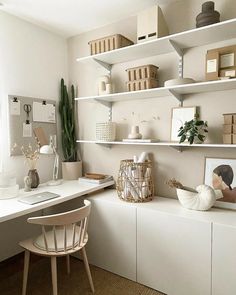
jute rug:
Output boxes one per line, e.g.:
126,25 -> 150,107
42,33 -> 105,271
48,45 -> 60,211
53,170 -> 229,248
0,255 -> 164,295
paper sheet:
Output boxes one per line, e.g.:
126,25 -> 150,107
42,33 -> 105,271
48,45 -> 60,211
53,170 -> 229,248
10,99 -> 21,115
33,102 -> 56,123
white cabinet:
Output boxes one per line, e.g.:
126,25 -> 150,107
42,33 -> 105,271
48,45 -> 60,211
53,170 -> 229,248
137,208 -> 212,295
84,191 -> 236,295
212,223 -> 236,295
86,195 -> 137,281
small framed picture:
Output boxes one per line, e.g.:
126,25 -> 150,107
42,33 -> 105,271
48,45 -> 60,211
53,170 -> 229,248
170,107 -> 196,141
204,157 -> 236,210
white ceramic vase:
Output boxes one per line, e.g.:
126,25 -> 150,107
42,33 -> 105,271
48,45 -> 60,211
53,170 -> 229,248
62,161 -> 82,180
176,184 -> 216,211
128,126 -> 142,139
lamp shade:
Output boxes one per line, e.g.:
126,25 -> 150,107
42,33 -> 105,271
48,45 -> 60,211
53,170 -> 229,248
40,145 -> 53,155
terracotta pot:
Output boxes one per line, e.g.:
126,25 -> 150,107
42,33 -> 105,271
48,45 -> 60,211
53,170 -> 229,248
62,161 -> 82,180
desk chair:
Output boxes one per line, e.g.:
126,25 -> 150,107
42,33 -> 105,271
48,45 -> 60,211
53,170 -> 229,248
19,200 -> 94,295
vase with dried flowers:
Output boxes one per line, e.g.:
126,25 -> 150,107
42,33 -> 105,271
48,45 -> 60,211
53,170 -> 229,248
21,143 -> 40,188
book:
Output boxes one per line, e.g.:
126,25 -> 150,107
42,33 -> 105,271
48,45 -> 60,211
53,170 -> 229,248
122,139 -> 160,143
78,175 -> 113,184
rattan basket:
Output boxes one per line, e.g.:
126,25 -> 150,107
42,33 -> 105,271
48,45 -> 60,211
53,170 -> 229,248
116,159 -> 154,203
96,122 -> 116,142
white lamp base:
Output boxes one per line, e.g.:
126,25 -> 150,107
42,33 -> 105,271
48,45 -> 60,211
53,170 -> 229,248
47,179 -> 63,186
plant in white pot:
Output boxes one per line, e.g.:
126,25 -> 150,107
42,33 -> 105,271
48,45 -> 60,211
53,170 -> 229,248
178,114 -> 208,144
59,78 -> 82,180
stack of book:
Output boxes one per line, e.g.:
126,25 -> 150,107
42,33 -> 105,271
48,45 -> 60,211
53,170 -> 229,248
78,173 -> 113,184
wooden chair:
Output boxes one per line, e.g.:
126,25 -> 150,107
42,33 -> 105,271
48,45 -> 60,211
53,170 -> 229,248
19,200 -> 94,295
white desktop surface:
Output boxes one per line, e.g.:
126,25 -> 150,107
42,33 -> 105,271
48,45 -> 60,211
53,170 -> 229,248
0,180 -> 114,223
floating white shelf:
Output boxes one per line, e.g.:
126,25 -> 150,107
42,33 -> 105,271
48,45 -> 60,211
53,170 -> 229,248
76,19 -> 236,66
76,140 -> 236,149
75,78 -> 236,103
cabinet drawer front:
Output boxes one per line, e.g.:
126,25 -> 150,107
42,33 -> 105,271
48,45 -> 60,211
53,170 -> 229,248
212,223 -> 236,295
86,198 -> 137,281
137,209 -> 211,295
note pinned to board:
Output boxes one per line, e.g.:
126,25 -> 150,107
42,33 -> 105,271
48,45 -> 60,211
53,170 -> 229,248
33,102 -> 56,123
23,123 -> 32,137
10,99 -> 21,115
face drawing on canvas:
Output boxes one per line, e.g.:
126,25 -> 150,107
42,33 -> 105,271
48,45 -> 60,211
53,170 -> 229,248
212,164 -> 236,203
212,165 -> 234,191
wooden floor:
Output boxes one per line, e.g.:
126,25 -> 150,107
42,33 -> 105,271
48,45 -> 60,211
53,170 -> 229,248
0,252 -> 163,295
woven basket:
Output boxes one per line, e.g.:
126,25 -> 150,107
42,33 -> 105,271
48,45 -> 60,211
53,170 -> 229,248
126,65 -> 159,81
126,78 -> 158,91
88,34 -> 134,55
116,159 -> 154,203
96,122 -> 116,142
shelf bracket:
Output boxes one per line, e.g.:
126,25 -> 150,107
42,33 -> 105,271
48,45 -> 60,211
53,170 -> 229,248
93,58 -> 112,73
168,89 -> 183,106
94,99 -> 113,121
169,39 -> 184,78
96,143 -> 112,149
170,145 -> 183,153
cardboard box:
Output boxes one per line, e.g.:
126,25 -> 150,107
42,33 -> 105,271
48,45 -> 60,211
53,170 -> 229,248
223,134 -> 233,144
223,113 -> 236,124
206,45 -> 236,81
233,134 -> 236,144
137,5 -> 169,43
220,68 -> 236,78
223,124 -> 233,134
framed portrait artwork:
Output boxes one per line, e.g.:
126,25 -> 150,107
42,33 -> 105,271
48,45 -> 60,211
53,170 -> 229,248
170,107 -> 196,141
204,157 -> 236,209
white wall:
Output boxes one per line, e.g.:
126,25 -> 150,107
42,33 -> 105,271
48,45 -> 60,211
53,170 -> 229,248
0,11 -> 68,261
68,0 -> 236,199
0,10 -> 68,187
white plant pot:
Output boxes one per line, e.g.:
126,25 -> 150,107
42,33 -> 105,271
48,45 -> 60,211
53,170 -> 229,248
62,161 -> 82,180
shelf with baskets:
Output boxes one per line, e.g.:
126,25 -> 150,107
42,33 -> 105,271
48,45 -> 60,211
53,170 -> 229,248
76,18 -> 236,68
75,18 -> 236,150
75,78 -> 236,104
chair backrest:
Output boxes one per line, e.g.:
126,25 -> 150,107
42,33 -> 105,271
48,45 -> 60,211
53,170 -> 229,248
27,200 -> 91,253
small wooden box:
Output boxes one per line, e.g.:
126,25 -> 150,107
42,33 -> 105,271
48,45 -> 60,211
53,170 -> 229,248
127,78 -> 158,91
233,134 -> 236,144
126,65 -> 159,81
223,124 -> 233,134
223,134 -> 233,144
223,113 -> 236,124
88,34 -> 134,55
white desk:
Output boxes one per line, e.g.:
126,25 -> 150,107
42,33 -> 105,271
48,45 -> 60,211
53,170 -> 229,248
0,180 -> 115,223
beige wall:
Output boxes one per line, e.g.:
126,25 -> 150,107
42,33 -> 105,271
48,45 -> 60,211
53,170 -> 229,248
0,11 -> 68,187
68,0 -> 236,198
0,11 -> 68,261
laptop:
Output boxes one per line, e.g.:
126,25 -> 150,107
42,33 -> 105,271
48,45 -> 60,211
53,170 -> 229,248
18,192 -> 60,205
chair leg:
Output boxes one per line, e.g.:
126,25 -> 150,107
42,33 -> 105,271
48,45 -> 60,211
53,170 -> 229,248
50,257 -> 58,295
81,247 -> 95,293
22,250 -> 30,295
66,255 -> 70,275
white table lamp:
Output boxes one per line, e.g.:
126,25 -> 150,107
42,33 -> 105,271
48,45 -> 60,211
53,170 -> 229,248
40,137 -> 62,186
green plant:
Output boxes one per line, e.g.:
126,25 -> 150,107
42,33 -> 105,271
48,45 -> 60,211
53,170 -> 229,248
178,114 -> 208,145
59,78 -> 80,162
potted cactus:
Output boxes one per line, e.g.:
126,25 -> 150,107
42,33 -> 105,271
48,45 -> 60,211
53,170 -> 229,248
59,78 -> 82,180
